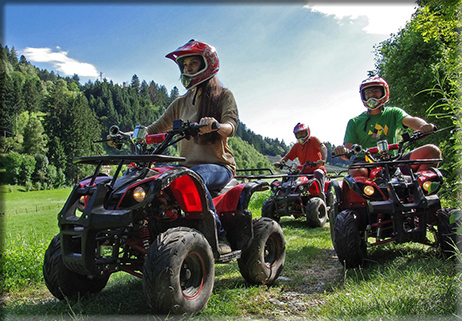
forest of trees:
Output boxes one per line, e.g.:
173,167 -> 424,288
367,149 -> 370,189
373,0 -> 460,204
0,0 -> 459,205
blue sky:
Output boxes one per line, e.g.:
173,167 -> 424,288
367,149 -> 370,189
3,2 -> 417,146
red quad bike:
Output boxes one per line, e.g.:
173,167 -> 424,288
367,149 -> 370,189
43,119 -> 286,315
327,129 -> 461,269
261,161 -> 328,228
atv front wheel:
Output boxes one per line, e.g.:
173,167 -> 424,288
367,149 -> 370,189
238,217 -> 286,285
437,208 -> 462,259
306,197 -> 327,228
43,234 -> 109,300
143,227 -> 214,315
261,199 -> 280,222
326,180 -> 342,245
334,210 -> 366,268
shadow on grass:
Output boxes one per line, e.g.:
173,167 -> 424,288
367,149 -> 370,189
6,264 -> 280,318
6,277 -> 152,316
340,242 -> 450,281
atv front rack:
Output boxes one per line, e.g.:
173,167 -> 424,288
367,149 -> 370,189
235,167 -> 346,180
235,168 -> 286,180
348,158 -> 443,169
74,154 -> 186,188
75,154 -> 186,165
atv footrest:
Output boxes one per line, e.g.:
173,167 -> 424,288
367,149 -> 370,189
217,250 -> 241,263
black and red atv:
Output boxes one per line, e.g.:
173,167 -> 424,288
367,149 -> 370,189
327,129 -> 461,268
261,161 -> 328,228
43,119 -> 286,314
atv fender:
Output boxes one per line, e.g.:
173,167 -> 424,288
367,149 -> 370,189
146,167 -> 210,216
146,167 -> 218,254
214,180 -> 269,251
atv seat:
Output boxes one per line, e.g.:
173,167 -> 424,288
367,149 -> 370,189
210,178 -> 239,198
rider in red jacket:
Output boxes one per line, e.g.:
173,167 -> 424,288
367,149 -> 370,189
275,123 -> 327,188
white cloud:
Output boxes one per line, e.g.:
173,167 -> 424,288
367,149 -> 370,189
23,47 -> 99,77
305,3 -> 416,35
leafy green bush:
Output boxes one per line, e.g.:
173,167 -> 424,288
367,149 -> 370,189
2,152 -> 37,186
3,151 -> 23,185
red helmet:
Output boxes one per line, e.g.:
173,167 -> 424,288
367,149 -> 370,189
165,39 -> 219,89
293,123 -> 311,145
359,76 -> 390,110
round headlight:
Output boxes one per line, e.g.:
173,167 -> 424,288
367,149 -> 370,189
363,185 -> 375,196
422,181 -> 432,192
133,186 -> 146,202
423,181 -> 440,194
77,196 -> 86,212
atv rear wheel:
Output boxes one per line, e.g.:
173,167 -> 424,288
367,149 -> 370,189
261,199 -> 280,222
306,197 -> 327,228
143,227 -> 214,315
437,208 -> 462,259
43,234 -> 109,300
238,217 -> 286,285
334,210 -> 367,268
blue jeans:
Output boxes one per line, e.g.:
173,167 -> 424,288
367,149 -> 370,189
190,164 -> 233,238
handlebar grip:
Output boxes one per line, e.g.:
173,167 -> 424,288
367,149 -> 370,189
211,121 -> 220,131
145,133 -> 167,144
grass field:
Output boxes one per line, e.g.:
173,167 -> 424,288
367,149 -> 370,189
1,186 -> 460,320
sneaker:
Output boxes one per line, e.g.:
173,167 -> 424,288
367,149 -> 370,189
218,237 -> 232,255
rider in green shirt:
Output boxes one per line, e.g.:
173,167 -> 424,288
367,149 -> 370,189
344,106 -> 408,148
334,76 -> 441,177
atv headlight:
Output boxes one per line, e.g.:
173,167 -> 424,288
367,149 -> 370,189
271,180 -> 280,192
77,196 -> 86,212
133,186 -> 146,202
422,181 -> 431,191
423,181 -> 440,194
363,185 -> 375,196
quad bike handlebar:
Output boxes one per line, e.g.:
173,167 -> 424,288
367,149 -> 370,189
94,119 -> 208,156
274,160 -> 319,174
332,129 -> 437,162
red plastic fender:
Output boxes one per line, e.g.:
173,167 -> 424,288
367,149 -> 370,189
213,184 -> 246,214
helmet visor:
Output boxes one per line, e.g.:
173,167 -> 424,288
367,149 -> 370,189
361,86 -> 385,101
176,55 -> 206,77
295,130 -> 308,139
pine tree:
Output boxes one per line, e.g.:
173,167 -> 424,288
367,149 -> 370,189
22,77 -> 41,115
131,74 -> 140,93
65,94 -> 104,182
148,80 -> 158,104
43,79 -> 69,171
23,114 -> 48,155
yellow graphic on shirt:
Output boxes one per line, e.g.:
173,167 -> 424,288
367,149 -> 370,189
368,124 -> 389,138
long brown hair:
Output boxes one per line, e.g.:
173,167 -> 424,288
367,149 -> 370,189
195,77 -> 225,144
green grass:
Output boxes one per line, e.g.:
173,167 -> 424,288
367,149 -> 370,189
322,245 -> 460,318
1,187 -> 461,320
1,187 -> 71,296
